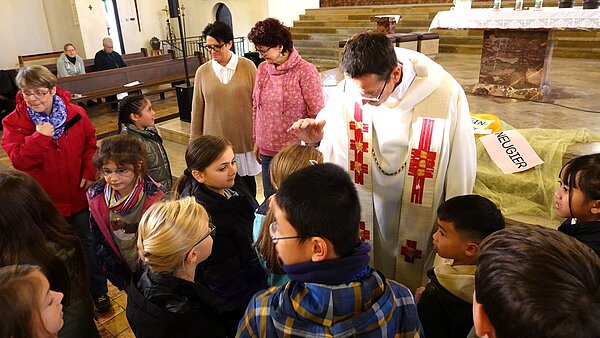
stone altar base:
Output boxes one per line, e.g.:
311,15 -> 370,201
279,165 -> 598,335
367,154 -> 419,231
473,30 -> 553,101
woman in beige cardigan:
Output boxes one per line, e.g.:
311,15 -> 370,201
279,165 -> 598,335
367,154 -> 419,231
190,21 -> 259,197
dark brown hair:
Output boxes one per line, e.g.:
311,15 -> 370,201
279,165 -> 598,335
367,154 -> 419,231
117,95 -> 148,133
172,135 -> 232,198
93,134 -> 147,178
0,265 -> 49,338
559,153 -> 600,218
476,224 -> 600,338
247,18 -> 293,54
0,170 -> 87,306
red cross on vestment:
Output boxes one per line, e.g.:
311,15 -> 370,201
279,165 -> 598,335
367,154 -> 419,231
348,102 -> 370,185
359,221 -> 371,240
408,118 -> 437,204
400,240 -> 423,263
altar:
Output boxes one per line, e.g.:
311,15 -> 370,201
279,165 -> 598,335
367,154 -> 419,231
429,7 -> 600,101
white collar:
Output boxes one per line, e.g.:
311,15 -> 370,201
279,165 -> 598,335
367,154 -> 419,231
389,52 -> 416,101
212,52 -> 238,72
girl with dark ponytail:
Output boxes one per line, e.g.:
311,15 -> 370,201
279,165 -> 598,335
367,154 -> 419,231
174,135 -> 267,337
118,95 -> 172,191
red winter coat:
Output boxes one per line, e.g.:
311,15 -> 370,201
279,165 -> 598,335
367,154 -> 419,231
1,87 -> 97,217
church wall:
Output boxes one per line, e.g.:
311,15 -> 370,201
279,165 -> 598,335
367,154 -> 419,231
184,0 -> 269,42
267,0 -> 320,26
114,0 -> 167,54
42,0 -> 86,59
0,0 -> 53,69
72,0 -> 107,63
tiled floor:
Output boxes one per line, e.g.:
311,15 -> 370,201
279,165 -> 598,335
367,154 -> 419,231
95,283 -> 133,337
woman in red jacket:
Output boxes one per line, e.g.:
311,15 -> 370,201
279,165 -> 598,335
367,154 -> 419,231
1,65 -> 110,312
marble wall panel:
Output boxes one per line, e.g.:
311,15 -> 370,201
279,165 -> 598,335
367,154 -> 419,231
474,29 -> 553,101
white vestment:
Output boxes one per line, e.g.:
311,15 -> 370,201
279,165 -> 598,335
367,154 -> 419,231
317,48 -> 476,291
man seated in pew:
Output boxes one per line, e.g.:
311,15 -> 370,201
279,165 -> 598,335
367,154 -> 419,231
94,37 -> 126,71
57,43 -> 85,78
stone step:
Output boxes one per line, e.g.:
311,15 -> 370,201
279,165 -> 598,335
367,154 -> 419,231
293,20 -> 374,28
291,26 -> 368,35
299,13 -> 438,23
156,119 -> 190,145
305,4 -> 452,15
296,46 -> 340,58
553,47 -> 600,59
294,40 -> 341,48
292,33 -> 351,41
439,44 -> 482,54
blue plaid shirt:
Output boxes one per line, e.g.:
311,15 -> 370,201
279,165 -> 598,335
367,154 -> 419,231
236,270 -> 422,338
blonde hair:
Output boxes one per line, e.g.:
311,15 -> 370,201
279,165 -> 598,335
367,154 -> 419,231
256,145 -> 323,274
15,65 -> 57,90
137,197 -> 210,273
270,144 -> 323,190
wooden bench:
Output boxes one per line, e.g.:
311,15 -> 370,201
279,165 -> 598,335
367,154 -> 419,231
57,53 -> 202,104
42,48 -> 160,75
18,51 -> 63,67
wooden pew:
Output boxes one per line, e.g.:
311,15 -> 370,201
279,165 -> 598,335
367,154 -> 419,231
44,49 -> 173,75
18,51 -> 63,67
57,53 -> 201,104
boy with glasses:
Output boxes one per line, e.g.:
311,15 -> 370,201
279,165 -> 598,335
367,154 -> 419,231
289,31 -> 477,291
236,163 -> 422,338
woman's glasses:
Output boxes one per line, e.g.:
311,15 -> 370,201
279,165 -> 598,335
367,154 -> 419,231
21,90 -> 50,99
186,223 -> 216,258
204,43 -> 225,52
255,46 -> 274,55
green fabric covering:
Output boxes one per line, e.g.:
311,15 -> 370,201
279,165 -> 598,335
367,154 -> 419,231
474,127 -> 600,220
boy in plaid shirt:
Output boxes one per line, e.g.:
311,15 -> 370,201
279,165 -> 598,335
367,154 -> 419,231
236,163 -> 421,337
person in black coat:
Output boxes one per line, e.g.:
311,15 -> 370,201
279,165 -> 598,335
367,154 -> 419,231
174,135 -> 268,335
94,37 -> 126,71
126,198 -> 236,338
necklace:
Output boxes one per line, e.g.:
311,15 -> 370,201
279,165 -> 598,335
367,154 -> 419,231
371,147 -> 408,176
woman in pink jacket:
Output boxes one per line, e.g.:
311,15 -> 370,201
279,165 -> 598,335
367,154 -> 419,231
248,18 -> 324,198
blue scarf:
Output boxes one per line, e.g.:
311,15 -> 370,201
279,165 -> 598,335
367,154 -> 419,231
27,94 -> 67,140
282,241 -> 372,284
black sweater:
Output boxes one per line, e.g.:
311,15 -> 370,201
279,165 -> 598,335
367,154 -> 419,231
558,218 -> 600,257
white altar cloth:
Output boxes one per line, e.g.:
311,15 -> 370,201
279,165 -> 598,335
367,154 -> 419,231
429,7 -> 600,30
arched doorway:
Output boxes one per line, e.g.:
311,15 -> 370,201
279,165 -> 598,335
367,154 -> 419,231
215,3 -> 234,53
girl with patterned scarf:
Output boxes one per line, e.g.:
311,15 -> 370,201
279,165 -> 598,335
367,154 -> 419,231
87,135 -> 166,290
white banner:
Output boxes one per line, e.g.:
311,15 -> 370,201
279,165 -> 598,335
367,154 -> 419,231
480,130 -> 543,174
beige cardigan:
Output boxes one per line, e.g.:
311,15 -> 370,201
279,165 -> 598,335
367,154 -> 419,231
190,57 -> 256,153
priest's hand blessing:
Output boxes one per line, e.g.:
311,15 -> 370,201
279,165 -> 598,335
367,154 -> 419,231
288,118 -> 326,144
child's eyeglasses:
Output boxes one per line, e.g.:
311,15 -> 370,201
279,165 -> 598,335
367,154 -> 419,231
269,221 -> 313,244
101,168 -> 132,177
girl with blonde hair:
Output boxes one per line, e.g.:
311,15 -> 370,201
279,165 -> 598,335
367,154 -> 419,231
253,144 -> 323,286
125,197 -> 232,338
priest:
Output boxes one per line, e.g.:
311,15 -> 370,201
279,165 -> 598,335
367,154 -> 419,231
288,31 -> 476,291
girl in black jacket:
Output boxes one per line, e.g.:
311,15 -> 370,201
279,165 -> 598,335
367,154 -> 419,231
126,197 -> 235,338
174,135 -> 267,336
